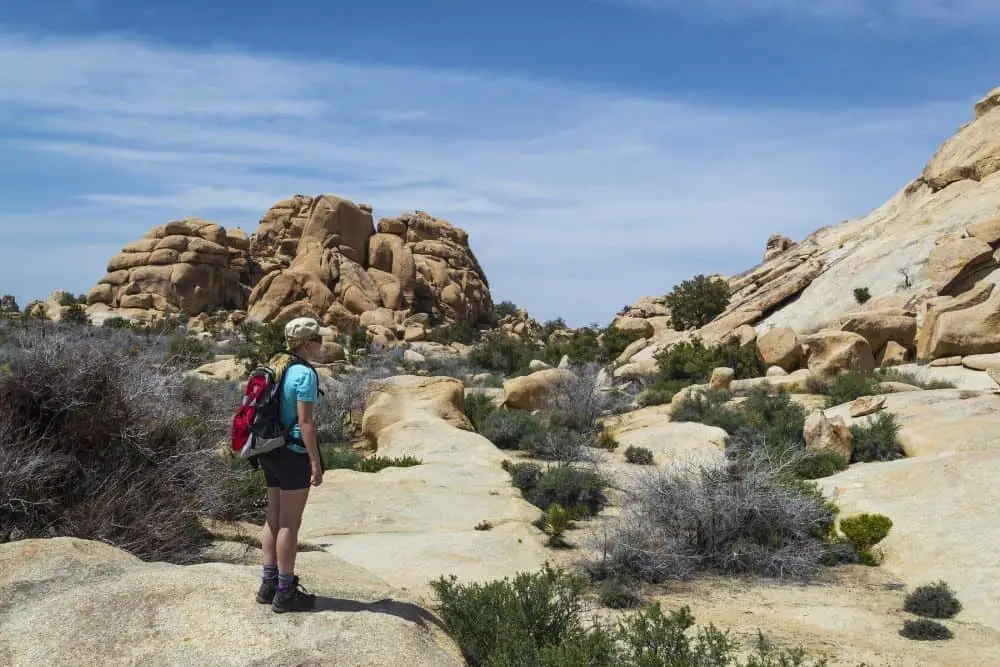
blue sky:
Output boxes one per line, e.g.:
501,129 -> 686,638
1,0 -> 998,326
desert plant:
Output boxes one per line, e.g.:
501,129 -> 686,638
165,333 -> 215,369
474,520 -> 493,531
597,430 -> 619,451
597,578 -> 640,610
588,449 -> 840,583
463,392 -> 497,431
356,454 -> 421,473
666,274 -> 730,330
598,325 -> 647,363
874,367 -> 956,390
903,581 -> 962,619
838,512 -> 892,564
791,451 -> 848,479
469,330 -> 535,375
0,329 -> 247,562
544,503 -> 571,546
479,409 -> 546,451
624,445 -> 655,465
899,618 -> 952,641
492,300 -> 520,320
320,445 -> 364,470
528,424 -> 593,463
506,462 -> 606,519
233,319 -> 288,371
654,335 -> 763,385
814,372 -> 879,407
850,412 -> 904,462
543,363 -> 609,434
853,287 -> 871,305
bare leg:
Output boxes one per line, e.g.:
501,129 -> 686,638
261,486 -> 281,567
276,487 -> 310,575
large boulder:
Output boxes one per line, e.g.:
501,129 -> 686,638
803,410 -> 853,461
916,281 -> 1000,360
755,326 -> 802,371
0,537 -> 463,666
925,234 -> 996,296
838,310 -> 917,354
87,218 -> 245,317
502,368 -> 576,412
801,330 -> 875,377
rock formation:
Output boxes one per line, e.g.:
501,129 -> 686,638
617,84 -> 1000,372
86,195 -> 492,335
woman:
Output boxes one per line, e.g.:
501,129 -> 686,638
255,316 -> 326,613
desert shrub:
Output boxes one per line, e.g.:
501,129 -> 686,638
666,274 -> 730,331
57,292 -> 78,307
543,363 -> 609,433
838,513 -> 892,564
431,564 -> 828,667
815,372 -> 879,407
0,329 -> 246,562
903,581 -> 963,619
637,386 -> 673,407
61,302 -> 89,326
588,450 -> 839,583
598,578 -> 640,609
791,451 -> 848,479
506,462 -> 606,519
469,330 -> 535,375
900,619 -> 953,641
424,322 -> 481,345
319,444 -> 364,470
654,336 -> 763,385
624,446 -> 655,465
850,412 -> 904,462
599,325 -> 647,363
493,300 -> 520,320
527,424 -> 593,463
165,333 -> 214,369
475,520 -> 493,531
853,287 -> 871,305
102,316 -> 131,329
356,454 -> 421,473
671,389 -> 746,434
233,319 -> 287,371
464,392 -> 498,431
479,409 -> 546,451
597,430 -> 619,451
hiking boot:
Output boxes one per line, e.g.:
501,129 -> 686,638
271,576 -> 316,613
256,580 -> 277,604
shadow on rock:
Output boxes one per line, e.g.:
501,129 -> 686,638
313,596 -> 448,632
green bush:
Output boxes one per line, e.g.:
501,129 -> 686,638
464,392 -> 498,431
791,451 -> 848,480
903,581 -> 963,619
900,619 -> 953,641
424,322 -> 481,345
874,367 -> 956,390
597,578 -> 640,610
356,454 -> 422,473
233,319 -> 288,371
814,372 -> 879,407
853,287 -> 871,305
850,412 -> 904,462
596,430 -> 619,451
671,389 -> 747,435
431,564 -> 830,667
637,386 -> 675,407
319,445 -> 364,470
839,512 -> 892,564
61,303 -> 89,326
541,326 -> 600,365
479,409 -> 546,451
493,300 -> 520,320
666,274 -> 730,331
165,333 -> 215,369
506,462 -> 606,519
624,445 -> 654,465
599,326 -> 647,362
469,330 -> 536,375
654,336 -> 762,385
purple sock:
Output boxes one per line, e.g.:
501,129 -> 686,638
262,564 -> 278,583
277,572 -> 296,592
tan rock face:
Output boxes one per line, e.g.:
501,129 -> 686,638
709,367 -> 735,390
925,235 -> 995,296
801,330 -> 875,377
917,281 -> 1000,359
839,310 -> 917,354
87,218 -> 245,317
877,340 -> 909,366
917,87 -> 1000,192
763,233 -> 796,262
756,326 -> 802,371
614,316 -> 654,338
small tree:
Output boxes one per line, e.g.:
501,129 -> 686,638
665,274 -> 730,331
853,287 -> 871,305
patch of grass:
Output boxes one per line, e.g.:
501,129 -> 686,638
850,412 -> 904,462
874,367 -> 956,390
900,619 -> 953,641
903,581 -> 963,619
838,513 -> 892,565
597,430 -> 619,451
316,444 -> 420,473
624,445 -> 655,465
791,451 -> 848,480
356,454 -> 421,473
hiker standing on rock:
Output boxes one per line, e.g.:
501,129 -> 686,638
255,316 -> 327,613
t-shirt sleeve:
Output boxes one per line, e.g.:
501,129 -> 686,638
294,367 -> 319,403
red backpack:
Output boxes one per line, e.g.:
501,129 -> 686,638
230,354 -> 311,460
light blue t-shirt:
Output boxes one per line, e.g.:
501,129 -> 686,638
280,363 -> 318,454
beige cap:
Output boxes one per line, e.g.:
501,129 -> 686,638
284,316 -> 333,346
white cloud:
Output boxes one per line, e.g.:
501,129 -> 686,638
602,0 -> 1000,26
0,31 -> 976,324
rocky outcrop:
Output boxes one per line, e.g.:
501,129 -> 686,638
85,195 -> 492,333
916,281 -> 1000,359
801,330 -> 875,377
914,86 -> 1000,192
87,218 -> 245,317
763,233 -> 796,262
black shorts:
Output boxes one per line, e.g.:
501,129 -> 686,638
259,446 -> 311,491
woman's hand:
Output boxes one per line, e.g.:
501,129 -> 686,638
310,460 -> 324,487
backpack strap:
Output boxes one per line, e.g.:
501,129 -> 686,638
271,351 -> 324,454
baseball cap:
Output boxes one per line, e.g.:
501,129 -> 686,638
284,316 -> 333,346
